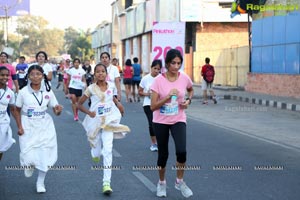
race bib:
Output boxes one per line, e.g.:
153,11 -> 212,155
96,103 -> 112,116
160,103 -> 179,116
0,104 -> 7,118
27,107 -> 46,119
70,79 -> 83,88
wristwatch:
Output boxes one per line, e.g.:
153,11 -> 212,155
186,97 -> 192,105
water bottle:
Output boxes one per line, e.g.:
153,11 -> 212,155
171,95 -> 177,104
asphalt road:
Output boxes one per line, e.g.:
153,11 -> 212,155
1,79 -> 300,200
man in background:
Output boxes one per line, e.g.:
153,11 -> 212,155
16,56 -> 28,89
201,57 -> 217,104
132,57 -> 143,102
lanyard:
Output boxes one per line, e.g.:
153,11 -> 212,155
0,89 -> 6,100
32,91 -> 43,106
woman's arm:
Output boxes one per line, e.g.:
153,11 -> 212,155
138,86 -> 150,97
180,87 -> 194,109
47,71 -> 53,81
82,76 -> 87,89
115,77 -> 121,101
52,104 -> 63,116
77,95 -> 95,118
113,96 -> 124,116
131,67 -> 134,75
14,107 -> 24,135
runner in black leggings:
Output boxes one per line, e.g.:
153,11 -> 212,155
150,49 -> 194,198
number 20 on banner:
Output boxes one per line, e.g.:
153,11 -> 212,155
153,46 -> 184,63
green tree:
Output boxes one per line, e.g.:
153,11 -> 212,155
0,29 -> 20,61
64,28 -> 93,61
7,34 -> 20,60
63,27 -> 80,54
16,15 -> 64,57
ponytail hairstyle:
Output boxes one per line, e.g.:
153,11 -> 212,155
25,65 -> 51,92
151,59 -> 162,69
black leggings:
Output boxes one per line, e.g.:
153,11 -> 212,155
143,106 -> 155,137
153,122 -> 187,168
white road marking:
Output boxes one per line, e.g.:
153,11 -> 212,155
132,171 -> 157,193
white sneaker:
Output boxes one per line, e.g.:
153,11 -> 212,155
24,166 -> 34,177
175,181 -> 193,198
212,96 -> 217,104
156,183 -> 167,197
36,183 -> 46,193
150,144 -> 158,152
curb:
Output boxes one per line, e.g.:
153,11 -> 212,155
224,95 -> 300,112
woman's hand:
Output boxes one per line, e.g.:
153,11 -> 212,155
180,100 -> 190,109
88,111 -> 96,118
18,127 -> 24,136
168,89 -> 179,98
54,105 -> 63,116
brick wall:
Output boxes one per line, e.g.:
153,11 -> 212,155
196,22 -> 249,51
245,73 -> 300,99
193,22 -> 250,85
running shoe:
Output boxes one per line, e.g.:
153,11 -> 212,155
175,181 -> 193,198
156,182 -> 167,197
202,101 -> 208,105
92,157 -> 100,163
36,183 -> 46,193
24,166 -> 34,177
150,144 -> 158,152
74,114 -> 79,121
212,96 -> 217,104
103,182 -> 113,195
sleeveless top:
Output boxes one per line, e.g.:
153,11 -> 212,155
123,66 -> 132,79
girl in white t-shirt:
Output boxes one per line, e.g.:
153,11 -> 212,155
0,66 -> 18,160
77,63 -> 130,195
100,52 -> 121,101
35,51 -> 53,81
138,60 -> 162,152
15,65 -> 63,193
67,58 -> 86,121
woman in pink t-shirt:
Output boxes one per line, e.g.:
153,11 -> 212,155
150,49 -> 194,198
63,59 -> 71,98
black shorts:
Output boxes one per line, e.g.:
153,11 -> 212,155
58,74 -> 63,82
68,88 -> 82,97
123,78 -> 132,85
132,80 -> 140,86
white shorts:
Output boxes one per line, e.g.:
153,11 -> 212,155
201,79 -> 213,91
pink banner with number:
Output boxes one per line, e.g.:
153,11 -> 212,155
152,22 -> 185,72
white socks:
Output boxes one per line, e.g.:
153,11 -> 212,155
37,170 -> 46,185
